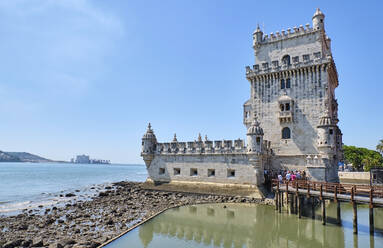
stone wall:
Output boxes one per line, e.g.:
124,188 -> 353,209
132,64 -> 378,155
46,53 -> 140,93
147,154 -> 260,185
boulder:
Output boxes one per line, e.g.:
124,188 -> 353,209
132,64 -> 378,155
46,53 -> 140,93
3,239 -> 23,248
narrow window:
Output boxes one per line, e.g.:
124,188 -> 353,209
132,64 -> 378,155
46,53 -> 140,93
280,104 -> 284,111
173,168 -> 180,175
329,129 -> 333,135
303,54 -> 310,61
272,60 -> 279,67
159,168 -> 165,175
256,137 -> 261,144
282,127 -> 291,139
262,62 -> 269,69
282,55 -> 291,66
190,168 -> 198,176
208,169 -> 215,177
227,210 -> 235,218
292,56 -> 299,63
285,103 -> 290,111
281,79 -> 285,89
286,78 -> 291,88
227,169 -> 235,178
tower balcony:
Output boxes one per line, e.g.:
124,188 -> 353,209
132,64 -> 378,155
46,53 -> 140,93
279,111 -> 293,123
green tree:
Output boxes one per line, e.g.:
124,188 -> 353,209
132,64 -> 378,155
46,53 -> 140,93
362,157 -> 381,172
377,139 -> 383,155
343,145 -> 383,171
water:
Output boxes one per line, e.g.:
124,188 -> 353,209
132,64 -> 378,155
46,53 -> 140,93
0,162 -> 147,215
106,203 -> 383,248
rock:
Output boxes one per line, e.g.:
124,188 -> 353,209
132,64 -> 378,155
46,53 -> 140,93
63,239 -> 76,246
18,224 -> 28,230
21,239 -> 32,247
3,239 -> 23,248
45,218 -> 55,225
49,243 -> 63,248
88,241 -> 101,248
65,193 -> 76,197
99,192 -> 108,197
31,238 -> 44,247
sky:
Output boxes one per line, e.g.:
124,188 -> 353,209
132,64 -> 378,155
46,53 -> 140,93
0,0 -> 382,164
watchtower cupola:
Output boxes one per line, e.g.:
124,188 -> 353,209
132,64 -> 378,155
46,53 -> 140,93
247,114 -> 264,153
141,123 -> 157,154
312,8 -> 325,30
253,25 -> 263,47
317,111 -> 336,153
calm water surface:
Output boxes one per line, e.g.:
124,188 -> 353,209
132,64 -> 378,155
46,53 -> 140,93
107,203 -> 383,248
0,162 -> 147,215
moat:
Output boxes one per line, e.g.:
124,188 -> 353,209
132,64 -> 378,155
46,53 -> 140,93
106,203 -> 383,248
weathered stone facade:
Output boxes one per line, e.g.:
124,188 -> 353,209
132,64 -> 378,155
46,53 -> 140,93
141,9 -> 342,186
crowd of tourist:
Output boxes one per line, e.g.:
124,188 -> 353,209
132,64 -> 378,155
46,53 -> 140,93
264,169 -> 308,190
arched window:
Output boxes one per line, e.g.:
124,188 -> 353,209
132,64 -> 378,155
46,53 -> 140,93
285,103 -> 290,111
280,79 -> 285,89
282,127 -> 291,139
282,55 -> 291,66
286,78 -> 291,88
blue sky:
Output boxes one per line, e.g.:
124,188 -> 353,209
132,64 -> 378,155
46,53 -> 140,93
0,0 -> 382,164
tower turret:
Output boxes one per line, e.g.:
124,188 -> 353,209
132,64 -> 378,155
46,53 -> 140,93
141,123 -> 157,168
247,113 -> 264,153
253,25 -> 263,47
312,8 -> 325,30
317,111 -> 336,155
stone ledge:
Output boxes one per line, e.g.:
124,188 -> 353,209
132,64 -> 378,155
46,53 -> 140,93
142,179 -> 264,199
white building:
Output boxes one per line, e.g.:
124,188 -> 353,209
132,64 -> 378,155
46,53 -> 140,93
141,9 -> 342,189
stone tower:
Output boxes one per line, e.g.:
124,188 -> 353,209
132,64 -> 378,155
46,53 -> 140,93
246,113 -> 265,185
244,8 -> 342,181
141,123 -> 157,168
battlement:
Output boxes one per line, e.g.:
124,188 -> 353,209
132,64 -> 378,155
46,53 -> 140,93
245,56 -> 331,78
254,23 -> 318,46
154,138 -> 271,155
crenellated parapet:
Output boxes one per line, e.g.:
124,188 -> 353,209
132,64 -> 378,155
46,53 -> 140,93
155,138 -> 247,155
254,23 -> 317,47
246,56 -> 331,79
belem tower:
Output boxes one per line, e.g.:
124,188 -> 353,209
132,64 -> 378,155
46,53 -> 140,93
141,9 -> 343,191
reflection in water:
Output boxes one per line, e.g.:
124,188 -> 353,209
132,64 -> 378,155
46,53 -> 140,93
107,203 -> 383,248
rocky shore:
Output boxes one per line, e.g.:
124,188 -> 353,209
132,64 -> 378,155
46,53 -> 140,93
0,181 -> 268,248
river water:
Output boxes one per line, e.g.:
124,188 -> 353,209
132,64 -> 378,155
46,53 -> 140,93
0,162 -> 147,215
106,203 -> 383,248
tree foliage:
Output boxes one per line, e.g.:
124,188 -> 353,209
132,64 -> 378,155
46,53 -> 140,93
343,145 -> 383,171
377,139 -> 383,155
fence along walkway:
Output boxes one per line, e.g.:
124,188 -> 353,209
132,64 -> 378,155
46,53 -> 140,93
272,179 -> 383,235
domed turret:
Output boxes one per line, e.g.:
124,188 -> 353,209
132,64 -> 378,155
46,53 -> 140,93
247,113 -> 264,153
142,123 -> 157,154
253,24 -> 263,44
317,110 -> 336,152
312,8 -> 325,30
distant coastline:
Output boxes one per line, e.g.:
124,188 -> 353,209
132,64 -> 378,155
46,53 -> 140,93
0,151 -> 53,163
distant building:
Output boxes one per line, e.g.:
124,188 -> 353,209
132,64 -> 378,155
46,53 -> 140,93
72,155 -> 110,164
75,155 -> 90,164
